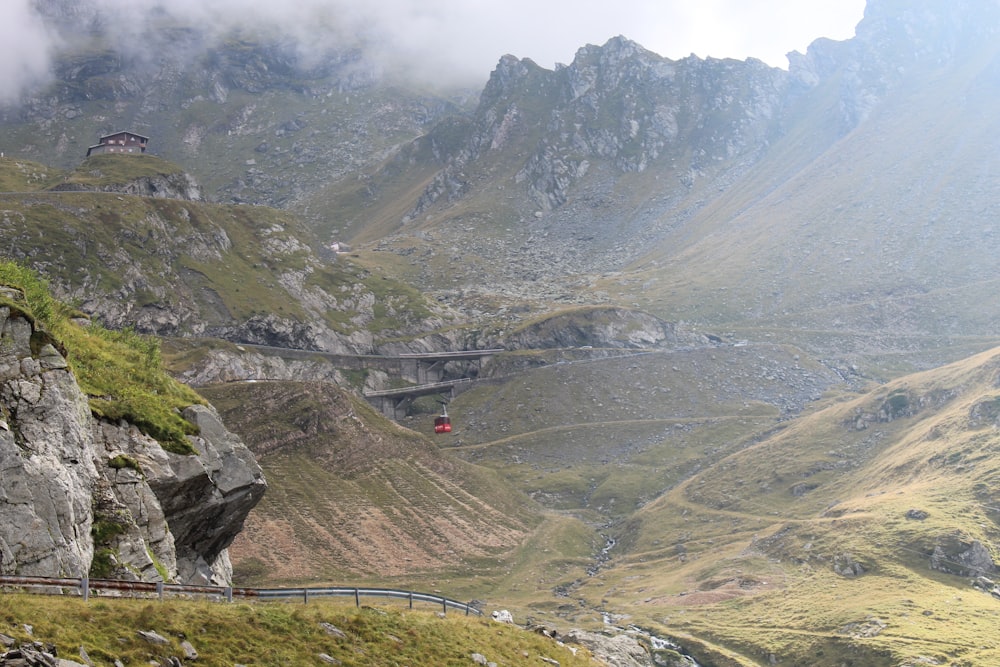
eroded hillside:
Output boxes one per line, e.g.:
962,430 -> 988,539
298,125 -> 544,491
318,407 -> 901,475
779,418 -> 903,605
0,155 -> 458,353
199,381 -> 545,594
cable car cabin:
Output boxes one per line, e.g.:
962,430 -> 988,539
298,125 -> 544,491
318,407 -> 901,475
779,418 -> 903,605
434,403 -> 452,434
434,414 -> 452,434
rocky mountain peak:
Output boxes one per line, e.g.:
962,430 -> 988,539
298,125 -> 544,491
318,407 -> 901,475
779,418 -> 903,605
570,35 -> 653,70
791,0 -> 1000,127
858,0 -> 1000,60
417,35 -> 791,217
481,54 -> 540,101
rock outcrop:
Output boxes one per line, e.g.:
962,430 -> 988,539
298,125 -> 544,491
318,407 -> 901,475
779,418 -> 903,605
0,292 -> 265,583
502,306 -> 678,351
405,36 -> 788,220
52,171 -> 202,201
562,629 -> 653,667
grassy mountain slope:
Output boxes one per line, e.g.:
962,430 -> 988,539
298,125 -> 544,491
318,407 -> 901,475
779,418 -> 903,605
0,154 -> 451,347
198,381 -> 549,599
0,156 -> 65,191
443,344 -> 840,520
560,346 -> 1000,666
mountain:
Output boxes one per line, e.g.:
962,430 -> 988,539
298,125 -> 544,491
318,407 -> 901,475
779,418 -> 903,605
9,0 -> 1000,373
4,0 -> 476,217
328,0 -> 1000,374
4,0 -> 1000,665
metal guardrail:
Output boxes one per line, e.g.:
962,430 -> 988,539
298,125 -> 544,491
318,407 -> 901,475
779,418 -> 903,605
254,586 -> 481,615
0,576 -> 481,616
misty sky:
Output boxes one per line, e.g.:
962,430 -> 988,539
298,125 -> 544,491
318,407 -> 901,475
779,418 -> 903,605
0,0 -> 866,102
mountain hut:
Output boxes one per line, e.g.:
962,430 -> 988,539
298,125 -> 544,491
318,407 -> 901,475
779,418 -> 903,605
86,131 -> 149,157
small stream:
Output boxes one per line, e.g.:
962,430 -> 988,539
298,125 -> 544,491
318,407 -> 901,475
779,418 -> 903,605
589,535 -> 704,666
587,535 -> 617,576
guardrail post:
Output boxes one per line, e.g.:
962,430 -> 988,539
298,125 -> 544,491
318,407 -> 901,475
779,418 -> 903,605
225,587 -> 233,603
156,582 -> 164,601
408,592 -> 414,609
304,588 -> 310,604
81,577 -> 89,602
354,588 -> 360,608
442,598 -> 447,615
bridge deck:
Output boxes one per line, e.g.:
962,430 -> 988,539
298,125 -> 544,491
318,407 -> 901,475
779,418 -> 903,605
396,349 -> 504,361
363,378 -> 472,399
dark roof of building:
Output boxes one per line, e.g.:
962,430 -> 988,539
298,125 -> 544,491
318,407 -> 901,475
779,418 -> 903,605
98,131 -> 150,141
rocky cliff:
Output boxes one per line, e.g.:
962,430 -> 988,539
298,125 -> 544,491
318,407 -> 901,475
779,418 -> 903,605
52,170 -> 202,201
381,35 -> 789,272
0,288 -> 265,584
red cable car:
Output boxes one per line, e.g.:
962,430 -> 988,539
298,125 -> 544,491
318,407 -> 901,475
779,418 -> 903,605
434,404 -> 452,434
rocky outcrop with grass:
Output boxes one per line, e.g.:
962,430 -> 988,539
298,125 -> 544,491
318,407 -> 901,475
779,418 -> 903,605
52,167 -> 202,201
0,294 -> 265,584
500,306 -> 679,351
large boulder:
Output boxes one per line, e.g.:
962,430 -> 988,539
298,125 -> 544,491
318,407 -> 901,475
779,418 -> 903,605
0,295 -> 265,584
0,305 -> 98,577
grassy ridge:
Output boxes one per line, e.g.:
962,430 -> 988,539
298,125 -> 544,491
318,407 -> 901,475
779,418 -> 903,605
59,153 -> 186,187
0,156 -> 64,191
0,594 -> 596,667
0,156 -> 446,339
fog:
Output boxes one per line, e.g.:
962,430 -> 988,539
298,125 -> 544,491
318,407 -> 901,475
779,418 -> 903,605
0,0 -> 865,103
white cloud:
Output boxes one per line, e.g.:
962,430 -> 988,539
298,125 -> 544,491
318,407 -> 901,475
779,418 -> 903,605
0,0 -> 866,102
0,0 -> 60,104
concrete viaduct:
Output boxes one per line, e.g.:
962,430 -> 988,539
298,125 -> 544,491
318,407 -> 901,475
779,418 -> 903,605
362,349 -> 503,420
232,345 -> 503,421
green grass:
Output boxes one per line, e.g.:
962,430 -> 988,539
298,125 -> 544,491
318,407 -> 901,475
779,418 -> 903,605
0,156 -> 64,191
0,593 -> 596,667
0,261 -> 203,453
59,154 -> 185,187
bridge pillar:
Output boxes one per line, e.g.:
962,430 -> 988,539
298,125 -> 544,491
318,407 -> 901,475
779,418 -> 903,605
400,358 -> 419,384
393,395 -> 414,420
403,359 -> 447,384
372,396 -> 395,420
